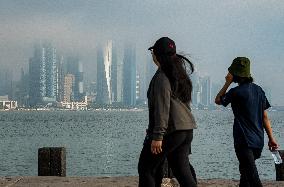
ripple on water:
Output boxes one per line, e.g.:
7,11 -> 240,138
0,110 -> 283,179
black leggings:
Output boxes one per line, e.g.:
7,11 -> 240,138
235,146 -> 263,187
138,130 -> 197,187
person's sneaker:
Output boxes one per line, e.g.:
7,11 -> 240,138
161,178 -> 180,187
170,178 -> 179,187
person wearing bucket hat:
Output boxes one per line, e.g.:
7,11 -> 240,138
138,37 -> 197,187
215,57 -> 279,187
228,57 -> 251,78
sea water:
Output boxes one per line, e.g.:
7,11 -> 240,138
0,110 -> 283,179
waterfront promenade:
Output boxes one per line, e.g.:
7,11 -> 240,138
1,176 -> 284,187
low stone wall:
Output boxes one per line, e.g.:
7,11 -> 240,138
1,176 -> 284,187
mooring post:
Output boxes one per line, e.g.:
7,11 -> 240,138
38,147 -> 66,177
276,150 -> 284,181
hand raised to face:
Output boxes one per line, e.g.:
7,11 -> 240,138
225,72 -> 233,84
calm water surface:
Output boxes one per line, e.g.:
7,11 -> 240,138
0,110 -> 283,179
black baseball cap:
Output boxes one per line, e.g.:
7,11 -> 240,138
148,37 -> 176,56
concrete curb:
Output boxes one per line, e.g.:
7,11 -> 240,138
1,176 -> 284,187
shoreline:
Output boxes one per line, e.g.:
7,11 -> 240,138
1,176 -> 284,187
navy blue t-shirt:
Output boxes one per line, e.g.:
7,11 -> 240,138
221,83 -> 271,149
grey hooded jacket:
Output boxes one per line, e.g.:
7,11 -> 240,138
147,68 -> 197,141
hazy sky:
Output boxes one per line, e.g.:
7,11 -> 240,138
0,0 -> 284,105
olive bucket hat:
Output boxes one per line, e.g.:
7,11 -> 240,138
228,57 -> 251,77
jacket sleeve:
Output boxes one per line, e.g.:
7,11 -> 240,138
152,74 -> 171,140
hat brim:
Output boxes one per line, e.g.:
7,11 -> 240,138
148,46 -> 154,50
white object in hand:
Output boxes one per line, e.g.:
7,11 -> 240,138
271,150 -> 282,164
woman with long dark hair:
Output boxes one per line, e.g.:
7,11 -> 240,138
138,37 -> 197,187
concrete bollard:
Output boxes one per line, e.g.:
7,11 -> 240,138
276,150 -> 284,181
38,147 -> 66,177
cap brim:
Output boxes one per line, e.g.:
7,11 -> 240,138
148,46 -> 154,50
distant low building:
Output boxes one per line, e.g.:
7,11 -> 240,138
57,96 -> 88,110
0,95 -> 17,110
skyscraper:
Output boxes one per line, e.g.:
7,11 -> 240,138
116,53 -> 124,103
191,71 -> 201,107
96,41 -> 113,105
66,56 -> 84,102
28,45 -> 42,106
136,74 -> 141,101
200,76 -> 211,107
57,56 -> 65,102
28,43 -> 57,106
15,68 -> 29,106
63,74 -> 75,102
0,67 -> 13,99
123,43 -> 136,106
111,43 -> 118,103
44,44 -> 57,99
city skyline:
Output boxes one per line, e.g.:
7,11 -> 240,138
0,1 -> 283,105
0,40 -> 228,108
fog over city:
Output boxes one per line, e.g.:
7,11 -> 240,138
0,0 -> 284,105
